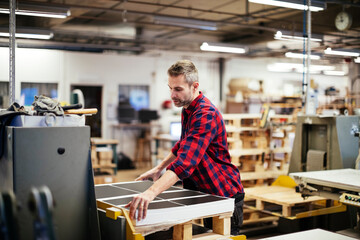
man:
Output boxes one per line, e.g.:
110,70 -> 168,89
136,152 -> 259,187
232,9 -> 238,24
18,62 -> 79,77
125,60 -> 244,235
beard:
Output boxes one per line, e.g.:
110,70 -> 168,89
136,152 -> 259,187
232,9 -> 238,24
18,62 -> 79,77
172,93 -> 193,107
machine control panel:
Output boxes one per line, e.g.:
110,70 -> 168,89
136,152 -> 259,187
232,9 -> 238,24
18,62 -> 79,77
339,193 -> 360,207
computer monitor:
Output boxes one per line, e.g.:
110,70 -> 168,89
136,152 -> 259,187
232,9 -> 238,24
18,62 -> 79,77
170,122 -> 182,139
117,106 -> 137,123
138,109 -> 158,123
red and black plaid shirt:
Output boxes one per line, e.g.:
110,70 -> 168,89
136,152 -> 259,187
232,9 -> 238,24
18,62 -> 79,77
167,92 -> 244,197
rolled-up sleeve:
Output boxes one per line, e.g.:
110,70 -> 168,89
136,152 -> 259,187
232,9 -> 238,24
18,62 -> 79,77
171,141 -> 180,156
167,109 -> 217,180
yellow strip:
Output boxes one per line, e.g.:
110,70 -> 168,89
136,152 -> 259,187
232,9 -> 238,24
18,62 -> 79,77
106,207 -> 123,220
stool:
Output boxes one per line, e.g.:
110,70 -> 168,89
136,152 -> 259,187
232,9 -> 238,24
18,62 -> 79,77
135,137 -> 152,168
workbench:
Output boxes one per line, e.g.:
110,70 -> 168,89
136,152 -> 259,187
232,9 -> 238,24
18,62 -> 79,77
290,169 -> 360,206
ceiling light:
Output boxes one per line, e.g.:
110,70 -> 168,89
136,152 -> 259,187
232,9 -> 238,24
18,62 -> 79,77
0,28 -> 54,40
285,52 -> 321,60
267,65 -> 292,72
324,48 -> 360,57
274,31 -> 322,42
249,0 -> 325,12
267,62 -> 335,73
323,70 -> 346,76
355,57 -> 360,63
0,3 -> 70,18
154,16 -> 217,31
200,42 -> 246,54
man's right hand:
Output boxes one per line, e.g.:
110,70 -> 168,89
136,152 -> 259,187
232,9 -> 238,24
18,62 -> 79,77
135,167 -> 162,181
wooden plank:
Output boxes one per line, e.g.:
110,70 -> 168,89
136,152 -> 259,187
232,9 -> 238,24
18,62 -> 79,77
240,170 -> 287,181
245,186 -> 291,197
282,205 -> 292,217
64,108 -> 98,115
230,148 -> 269,157
272,147 -> 292,153
243,216 -> 279,225
256,199 -> 265,210
91,137 -> 119,145
223,113 -> 261,120
173,222 -> 192,240
212,216 -> 231,236
226,126 -> 266,132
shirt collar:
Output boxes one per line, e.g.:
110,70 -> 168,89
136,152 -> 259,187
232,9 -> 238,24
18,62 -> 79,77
184,91 -> 203,115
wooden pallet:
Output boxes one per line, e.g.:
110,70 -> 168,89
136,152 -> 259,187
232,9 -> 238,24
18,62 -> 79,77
244,186 -> 344,218
133,212 -> 242,240
173,213 -> 232,240
243,208 -> 279,226
223,113 -> 262,129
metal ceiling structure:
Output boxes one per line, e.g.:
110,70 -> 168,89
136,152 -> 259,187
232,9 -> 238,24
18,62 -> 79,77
0,0 -> 359,60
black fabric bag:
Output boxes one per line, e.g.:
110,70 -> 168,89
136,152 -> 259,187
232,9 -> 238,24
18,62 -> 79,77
117,152 -> 135,169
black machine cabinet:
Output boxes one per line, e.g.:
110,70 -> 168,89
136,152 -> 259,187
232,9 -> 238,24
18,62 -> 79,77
0,126 -> 100,240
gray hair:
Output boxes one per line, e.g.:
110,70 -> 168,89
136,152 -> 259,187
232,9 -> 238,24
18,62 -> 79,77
167,60 -> 199,85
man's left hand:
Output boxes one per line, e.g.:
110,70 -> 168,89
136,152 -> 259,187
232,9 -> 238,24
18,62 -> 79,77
125,190 -> 156,221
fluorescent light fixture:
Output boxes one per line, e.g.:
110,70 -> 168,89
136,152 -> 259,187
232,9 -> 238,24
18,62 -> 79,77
324,48 -> 360,57
249,0 -> 325,12
355,57 -> 360,63
200,42 -> 246,54
0,28 -> 54,40
0,3 -> 70,18
154,16 -> 217,31
296,68 -> 321,74
285,52 -> 321,60
267,65 -> 292,72
267,62 -> 335,73
323,70 -> 346,76
274,31 -> 322,42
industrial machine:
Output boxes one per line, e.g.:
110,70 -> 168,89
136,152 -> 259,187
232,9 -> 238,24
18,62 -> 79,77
289,115 -> 359,173
288,115 -> 360,237
290,169 -> 360,237
0,115 -> 100,240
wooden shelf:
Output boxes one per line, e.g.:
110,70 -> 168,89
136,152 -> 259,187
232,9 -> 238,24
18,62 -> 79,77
91,138 -> 119,175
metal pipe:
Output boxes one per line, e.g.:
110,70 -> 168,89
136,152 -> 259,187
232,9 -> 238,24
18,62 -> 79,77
9,0 -> 16,104
219,58 -> 225,102
305,0 -> 312,114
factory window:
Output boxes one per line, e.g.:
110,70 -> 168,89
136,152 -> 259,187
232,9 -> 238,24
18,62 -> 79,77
118,85 -> 149,111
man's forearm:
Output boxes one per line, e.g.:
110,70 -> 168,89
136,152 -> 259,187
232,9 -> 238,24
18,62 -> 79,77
146,170 -> 179,197
156,152 -> 177,171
